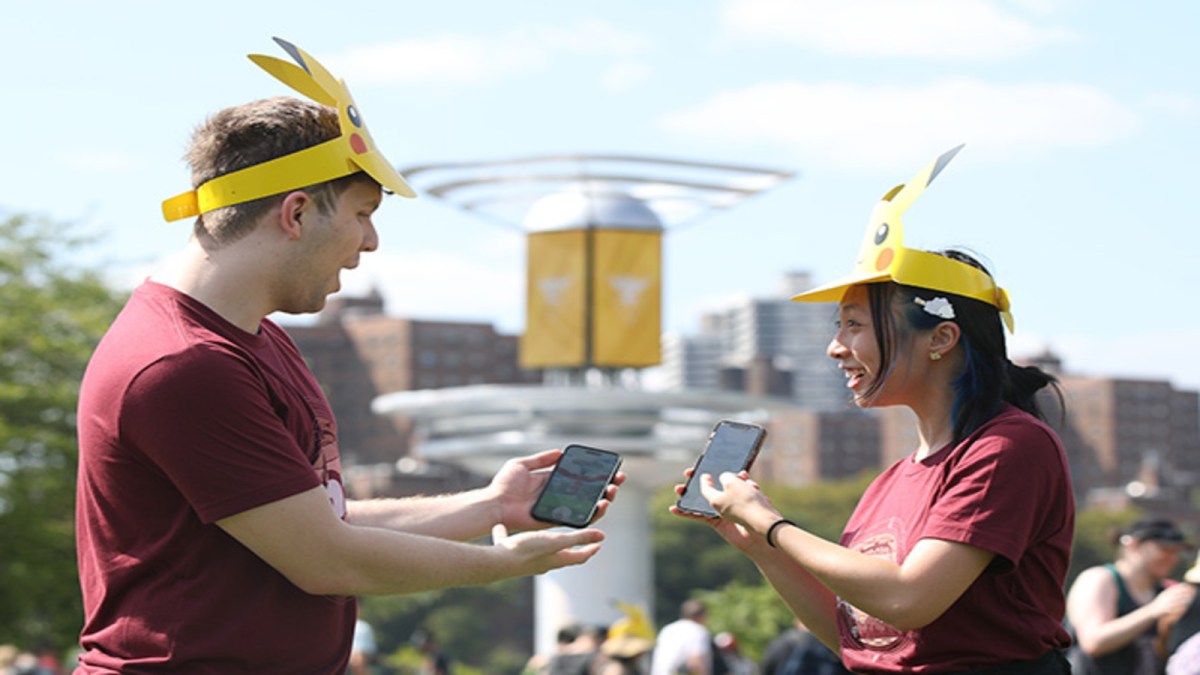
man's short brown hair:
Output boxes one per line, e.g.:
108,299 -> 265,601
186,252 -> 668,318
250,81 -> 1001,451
184,96 -> 365,246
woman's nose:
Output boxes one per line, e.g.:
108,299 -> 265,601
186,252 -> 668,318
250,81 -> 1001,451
827,336 -> 846,359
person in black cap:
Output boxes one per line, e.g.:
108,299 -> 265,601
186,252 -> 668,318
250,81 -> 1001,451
1066,517 -> 1197,675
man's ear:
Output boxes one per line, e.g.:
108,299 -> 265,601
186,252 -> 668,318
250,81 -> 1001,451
930,321 -> 962,355
276,191 -> 312,240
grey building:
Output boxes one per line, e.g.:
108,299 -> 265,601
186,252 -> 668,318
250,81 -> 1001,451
661,271 -> 849,410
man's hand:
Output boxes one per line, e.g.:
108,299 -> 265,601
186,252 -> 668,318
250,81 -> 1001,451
490,523 -> 605,575
487,449 -> 626,532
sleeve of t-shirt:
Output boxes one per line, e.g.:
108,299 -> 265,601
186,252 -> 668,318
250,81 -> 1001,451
685,624 -> 713,658
921,418 -> 1064,567
120,342 -> 321,523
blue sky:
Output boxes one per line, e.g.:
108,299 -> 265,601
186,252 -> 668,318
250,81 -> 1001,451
5,0 -> 1198,390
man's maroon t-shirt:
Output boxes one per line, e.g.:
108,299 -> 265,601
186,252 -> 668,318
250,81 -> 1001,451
76,281 -> 353,673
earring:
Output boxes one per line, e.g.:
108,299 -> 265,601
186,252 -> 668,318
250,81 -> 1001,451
930,351 -> 942,361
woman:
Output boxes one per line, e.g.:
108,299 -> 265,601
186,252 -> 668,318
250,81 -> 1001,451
1066,518 -> 1196,675
672,146 -> 1076,674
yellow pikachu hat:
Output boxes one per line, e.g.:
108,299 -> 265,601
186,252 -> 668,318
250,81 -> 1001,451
162,37 -> 415,222
602,600 -> 656,658
791,145 -> 1014,332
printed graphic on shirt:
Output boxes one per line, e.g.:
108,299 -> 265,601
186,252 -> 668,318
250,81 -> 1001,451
312,406 -> 346,519
838,517 -> 915,652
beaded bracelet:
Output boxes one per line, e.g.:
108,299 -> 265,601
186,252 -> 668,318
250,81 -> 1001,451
765,518 -> 797,548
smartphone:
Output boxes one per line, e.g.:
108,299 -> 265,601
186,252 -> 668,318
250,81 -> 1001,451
676,420 -> 768,518
531,445 -> 623,528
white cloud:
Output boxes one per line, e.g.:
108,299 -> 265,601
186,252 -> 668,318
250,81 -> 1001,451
602,61 -> 653,93
1141,92 -> 1200,116
333,34 -> 543,85
660,77 -> 1140,171
721,0 -> 1074,60
527,18 -> 651,56
1008,0 -> 1081,16
334,19 -> 650,86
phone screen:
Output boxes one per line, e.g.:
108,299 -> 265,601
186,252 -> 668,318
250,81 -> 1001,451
676,420 -> 767,517
531,445 -> 622,528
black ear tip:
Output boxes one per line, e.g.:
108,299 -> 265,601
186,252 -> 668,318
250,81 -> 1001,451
928,144 -> 966,186
271,37 -> 309,74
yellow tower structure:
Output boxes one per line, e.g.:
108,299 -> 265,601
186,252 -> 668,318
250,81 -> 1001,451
522,188 -> 663,370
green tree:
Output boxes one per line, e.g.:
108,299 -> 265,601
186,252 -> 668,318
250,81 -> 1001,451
699,580 -> 795,663
361,577 -> 534,674
1069,506 -> 1142,583
0,213 -> 126,652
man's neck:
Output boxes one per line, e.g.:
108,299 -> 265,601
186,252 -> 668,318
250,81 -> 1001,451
152,239 -> 273,334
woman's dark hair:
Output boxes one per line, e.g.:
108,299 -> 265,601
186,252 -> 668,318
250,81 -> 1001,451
863,249 -> 1063,443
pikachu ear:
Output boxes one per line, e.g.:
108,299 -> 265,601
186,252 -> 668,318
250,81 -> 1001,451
886,144 -> 964,214
248,54 -> 338,107
271,37 -> 345,101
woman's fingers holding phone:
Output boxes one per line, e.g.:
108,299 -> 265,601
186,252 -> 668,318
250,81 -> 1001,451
700,472 -> 767,521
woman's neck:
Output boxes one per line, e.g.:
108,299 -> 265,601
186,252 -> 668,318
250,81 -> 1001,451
911,388 -> 957,461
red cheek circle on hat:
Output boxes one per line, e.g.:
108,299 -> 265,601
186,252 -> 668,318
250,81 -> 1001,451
350,133 -> 368,155
875,248 -> 894,272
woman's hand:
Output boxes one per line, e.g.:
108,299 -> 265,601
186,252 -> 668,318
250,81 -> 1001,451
668,468 -> 781,553
1150,582 -> 1197,622
699,470 -> 779,530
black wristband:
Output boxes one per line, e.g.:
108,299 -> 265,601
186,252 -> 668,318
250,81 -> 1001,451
765,518 -> 797,548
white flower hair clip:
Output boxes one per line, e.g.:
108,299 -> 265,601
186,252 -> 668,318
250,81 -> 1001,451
915,296 -> 956,320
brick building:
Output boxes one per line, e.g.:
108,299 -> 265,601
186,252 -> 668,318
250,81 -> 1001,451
282,291 -> 539,469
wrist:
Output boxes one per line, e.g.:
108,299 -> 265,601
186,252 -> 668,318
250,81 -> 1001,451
764,518 -> 798,548
479,485 -> 508,527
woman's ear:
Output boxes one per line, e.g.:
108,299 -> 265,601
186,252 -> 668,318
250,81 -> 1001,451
930,321 -> 961,356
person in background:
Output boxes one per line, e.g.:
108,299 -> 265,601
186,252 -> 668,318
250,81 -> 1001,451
411,630 -> 451,675
1067,518 -> 1196,675
547,624 -> 605,675
713,632 -> 756,675
525,624 -> 582,675
760,620 -> 849,675
348,616 -> 378,675
595,603 -> 656,675
672,146 -> 1075,674
650,599 -> 713,675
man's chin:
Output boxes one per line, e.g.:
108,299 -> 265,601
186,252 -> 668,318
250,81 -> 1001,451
277,295 -> 329,317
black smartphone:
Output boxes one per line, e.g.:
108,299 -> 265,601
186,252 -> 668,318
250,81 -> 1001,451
676,420 -> 768,518
531,444 -> 623,528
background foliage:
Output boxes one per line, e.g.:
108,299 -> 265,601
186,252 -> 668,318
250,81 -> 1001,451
0,213 -> 126,652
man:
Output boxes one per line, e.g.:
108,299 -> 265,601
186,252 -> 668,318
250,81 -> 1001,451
546,624 -> 606,675
651,599 -> 714,675
74,38 -> 619,673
